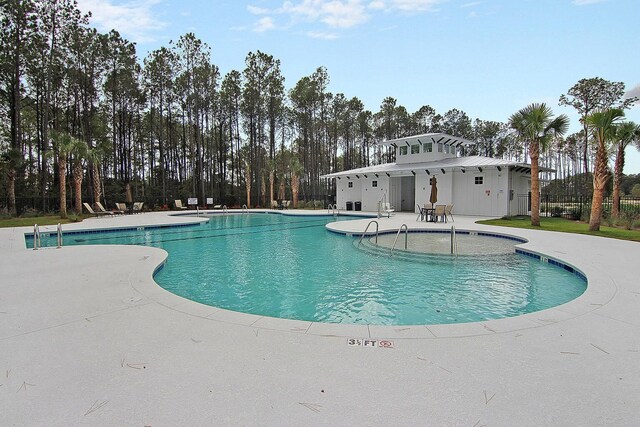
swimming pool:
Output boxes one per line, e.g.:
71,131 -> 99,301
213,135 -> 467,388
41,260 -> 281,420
28,213 -> 587,325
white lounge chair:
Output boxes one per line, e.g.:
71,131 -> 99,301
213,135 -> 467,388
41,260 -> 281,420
83,202 -> 113,217
132,202 -> 144,213
174,200 -> 187,210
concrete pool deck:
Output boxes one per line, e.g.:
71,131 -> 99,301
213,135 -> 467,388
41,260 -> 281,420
0,210 -> 639,425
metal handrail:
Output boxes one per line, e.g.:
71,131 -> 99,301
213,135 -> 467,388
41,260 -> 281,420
327,204 -> 338,216
56,223 -> 63,248
222,205 -> 228,215
196,206 -> 200,217
33,224 -> 41,250
391,224 -> 408,255
242,204 -> 248,213
451,225 -> 458,257
357,220 -> 379,246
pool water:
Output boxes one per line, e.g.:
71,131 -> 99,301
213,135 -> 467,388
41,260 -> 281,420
30,213 -> 587,325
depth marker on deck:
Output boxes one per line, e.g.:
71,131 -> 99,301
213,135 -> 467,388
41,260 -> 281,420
347,338 -> 394,348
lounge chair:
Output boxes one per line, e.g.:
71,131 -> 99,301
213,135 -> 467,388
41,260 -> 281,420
132,202 -> 144,214
115,203 -> 128,214
95,202 -> 119,215
83,202 -> 113,217
434,204 -> 446,222
270,200 -> 279,209
282,200 -> 290,209
174,200 -> 187,210
416,204 -> 426,221
445,204 -> 454,222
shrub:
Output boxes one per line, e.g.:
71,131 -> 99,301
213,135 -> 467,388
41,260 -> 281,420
550,206 -> 563,217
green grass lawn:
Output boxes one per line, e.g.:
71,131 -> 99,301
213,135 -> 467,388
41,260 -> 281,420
477,216 -> 640,242
0,214 -> 87,228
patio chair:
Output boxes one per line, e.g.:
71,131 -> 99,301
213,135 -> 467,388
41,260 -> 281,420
132,202 -> 144,214
270,200 -> 279,209
416,204 -> 426,221
282,200 -> 290,209
174,200 -> 188,210
434,204 -> 446,222
445,204 -> 454,222
83,202 -> 113,217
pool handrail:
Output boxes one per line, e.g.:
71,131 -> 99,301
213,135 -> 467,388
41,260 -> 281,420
358,220 -> 379,246
451,225 -> 458,257
33,224 -> 41,250
390,224 -> 408,255
242,204 -> 248,214
327,204 -> 339,216
56,223 -> 63,248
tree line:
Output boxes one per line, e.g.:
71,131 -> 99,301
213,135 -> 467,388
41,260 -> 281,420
1,0 -> 638,218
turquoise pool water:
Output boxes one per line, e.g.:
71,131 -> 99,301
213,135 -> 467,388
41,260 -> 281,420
29,213 -> 587,325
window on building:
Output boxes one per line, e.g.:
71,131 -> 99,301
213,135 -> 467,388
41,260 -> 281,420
475,176 -> 483,185
399,146 -> 408,155
348,181 -> 353,188
444,145 -> 450,154
437,143 -> 443,153
425,142 -> 432,152
411,144 -> 420,154
372,180 -> 378,187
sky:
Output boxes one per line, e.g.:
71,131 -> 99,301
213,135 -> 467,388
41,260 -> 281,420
76,0 -> 640,174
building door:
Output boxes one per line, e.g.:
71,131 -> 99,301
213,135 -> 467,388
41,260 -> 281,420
401,176 -> 415,211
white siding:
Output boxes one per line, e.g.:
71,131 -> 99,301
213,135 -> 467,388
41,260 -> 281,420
452,169 -> 508,216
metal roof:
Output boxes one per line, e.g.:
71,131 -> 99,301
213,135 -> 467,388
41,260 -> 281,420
320,155 -> 554,179
375,133 -> 475,148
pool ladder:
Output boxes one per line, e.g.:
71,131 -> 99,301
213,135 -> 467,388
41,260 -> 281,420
242,204 -> 248,214
358,220 -> 379,246
390,224 -> 408,255
32,223 -> 63,250
327,204 -> 339,217
222,205 -> 228,215
451,225 -> 458,257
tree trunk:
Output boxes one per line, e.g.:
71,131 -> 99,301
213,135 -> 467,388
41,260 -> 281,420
589,143 -> 610,231
291,172 -> 299,208
244,163 -> 251,208
92,162 -> 101,205
269,170 -> 274,204
59,157 -> 67,218
611,144 -> 624,219
7,168 -> 17,217
529,142 -> 541,227
73,161 -> 83,213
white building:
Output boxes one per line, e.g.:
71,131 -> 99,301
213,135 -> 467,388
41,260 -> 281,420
321,133 -> 547,217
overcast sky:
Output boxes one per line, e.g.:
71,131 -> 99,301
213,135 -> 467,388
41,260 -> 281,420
77,0 -> 640,173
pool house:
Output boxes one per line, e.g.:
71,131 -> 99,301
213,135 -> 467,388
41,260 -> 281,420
322,133 -> 546,217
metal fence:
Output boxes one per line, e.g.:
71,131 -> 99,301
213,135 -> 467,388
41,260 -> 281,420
516,194 -> 640,219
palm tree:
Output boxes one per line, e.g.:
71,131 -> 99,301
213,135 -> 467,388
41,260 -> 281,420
85,146 -> 104,209
509,103 -> 569,226
52,131 -> 83,218
611,121 -> 640,218
71,139 -> 89,214
585,108 -> 624,230
289,155 -> 303,208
